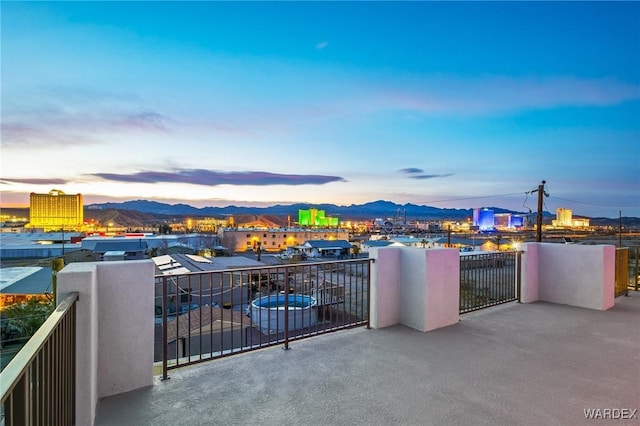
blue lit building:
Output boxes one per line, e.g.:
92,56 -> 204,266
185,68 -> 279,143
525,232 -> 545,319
473,208 -> 496,232
473,209 -> 526,231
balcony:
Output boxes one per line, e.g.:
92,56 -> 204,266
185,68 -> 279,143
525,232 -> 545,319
96,293 -> 639,425
2,243 -> 638,425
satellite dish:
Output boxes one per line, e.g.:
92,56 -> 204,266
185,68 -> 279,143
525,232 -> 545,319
383,221 -> 394,233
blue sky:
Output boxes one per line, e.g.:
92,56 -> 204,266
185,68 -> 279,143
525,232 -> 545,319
2,2 -> 639,218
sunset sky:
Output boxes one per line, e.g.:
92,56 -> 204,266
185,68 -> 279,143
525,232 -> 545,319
2,2 -> 639,218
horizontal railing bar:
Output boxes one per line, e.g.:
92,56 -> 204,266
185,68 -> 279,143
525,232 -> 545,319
0,292 -> 79,401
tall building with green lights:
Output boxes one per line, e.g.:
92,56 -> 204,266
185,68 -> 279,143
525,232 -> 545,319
298,208 -> 338,227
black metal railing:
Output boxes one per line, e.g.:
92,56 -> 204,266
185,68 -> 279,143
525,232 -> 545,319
1,292 -> 78,425
459,251 -> 520,313
157,259 -> 372,379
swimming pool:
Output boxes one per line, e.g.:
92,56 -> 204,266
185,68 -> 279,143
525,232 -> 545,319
250,294 -> 317,334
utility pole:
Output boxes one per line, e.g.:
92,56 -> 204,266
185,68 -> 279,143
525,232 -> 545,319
619,211 -> 622,248
531,180 -> 548,242
52,258 -> 64,305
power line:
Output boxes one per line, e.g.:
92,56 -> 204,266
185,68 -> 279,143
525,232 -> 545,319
421,192 -> 525,204
550,196 -> 640,208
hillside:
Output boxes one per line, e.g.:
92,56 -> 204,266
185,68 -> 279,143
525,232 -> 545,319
84,208 -> 169,228
231,214 -> 287,228
0,207 -> 169,229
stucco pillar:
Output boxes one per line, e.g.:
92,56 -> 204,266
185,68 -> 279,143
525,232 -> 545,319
58,260 -> 155,425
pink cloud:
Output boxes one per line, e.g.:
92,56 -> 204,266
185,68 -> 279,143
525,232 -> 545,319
2,177 -> 69,185
363,75 -> 640,115
1,87 -> 172,147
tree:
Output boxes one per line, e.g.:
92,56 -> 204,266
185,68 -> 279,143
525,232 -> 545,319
220,233 -> 238,255
3,298 -> 54,338
199,232 -> 218,251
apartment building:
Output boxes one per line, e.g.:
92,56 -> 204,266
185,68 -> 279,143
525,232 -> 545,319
218,227 -> 350,252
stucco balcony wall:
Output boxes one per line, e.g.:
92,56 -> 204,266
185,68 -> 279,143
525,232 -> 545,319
521,243 -> 615,310
370,247 -> 459,332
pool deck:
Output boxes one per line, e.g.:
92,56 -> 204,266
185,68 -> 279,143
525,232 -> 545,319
97,293 -> 640,425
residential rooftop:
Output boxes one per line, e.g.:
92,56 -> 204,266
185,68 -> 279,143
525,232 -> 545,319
96,293 -> 639,425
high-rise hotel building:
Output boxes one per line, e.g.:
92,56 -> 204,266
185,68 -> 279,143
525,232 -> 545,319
29,189 -> 84,231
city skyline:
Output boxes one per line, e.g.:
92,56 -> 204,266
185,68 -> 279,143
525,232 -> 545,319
2,2 -> 639,218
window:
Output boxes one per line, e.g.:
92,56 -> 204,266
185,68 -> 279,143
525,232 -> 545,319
272,241 -> 276,246
272,234 -> 276,238
263,233 -> 267,238
246,234 -> 251,238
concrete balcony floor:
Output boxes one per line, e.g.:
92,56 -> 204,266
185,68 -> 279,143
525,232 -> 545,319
97,293 -> 640,426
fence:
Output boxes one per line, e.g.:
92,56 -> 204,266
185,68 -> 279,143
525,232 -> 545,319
629,246 -> 639,292
615,248 -> 630,297
459,251 -> 520,313
157,259 -> 372,379
0,292 -> 78,426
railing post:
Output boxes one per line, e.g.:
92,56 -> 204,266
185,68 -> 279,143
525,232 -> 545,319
161,277 -> 169,381
366,259 -> 372,329
633,247 -> 640,291
516,251 -> 522,303
6,372 -> 29,425
283,267 -> 290,350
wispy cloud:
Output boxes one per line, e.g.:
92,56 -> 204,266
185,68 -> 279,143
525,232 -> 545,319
1,177 -> 69,185
91,169 -> 347,186
110,110 -> 169,132
409,173 -> 454,180
204,71 -> 640,128
399,168 -> 424,174
316,41 -> 329,50
365,76 -> 640,116
1,87 -> 172,147
398,168 -> 453,180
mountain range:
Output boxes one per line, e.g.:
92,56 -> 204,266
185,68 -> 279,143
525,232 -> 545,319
87,199 -> 531,221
